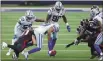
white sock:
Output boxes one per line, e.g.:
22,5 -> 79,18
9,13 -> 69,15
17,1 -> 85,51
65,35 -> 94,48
7,39 -> 15,53
100,52 -> 103,56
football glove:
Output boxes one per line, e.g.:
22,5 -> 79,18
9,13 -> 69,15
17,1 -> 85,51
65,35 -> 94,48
67,25 -> 71,32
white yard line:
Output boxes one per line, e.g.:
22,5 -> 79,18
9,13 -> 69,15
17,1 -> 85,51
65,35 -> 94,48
1,58 -> 93,60
2,50 -> 89,52
0,44 -> 87,46
1,7 -> 102,12
1,34 -> 77,35
2,25 -> 78,27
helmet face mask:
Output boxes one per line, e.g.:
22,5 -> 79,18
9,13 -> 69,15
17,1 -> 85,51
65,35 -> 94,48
25,10 -> 34,21
26,16 -> 33,20
54,1 -> 63,12
91,8 -> 99,15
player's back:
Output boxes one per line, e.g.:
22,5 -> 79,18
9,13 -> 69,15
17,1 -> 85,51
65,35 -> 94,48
17,29 -> 34,43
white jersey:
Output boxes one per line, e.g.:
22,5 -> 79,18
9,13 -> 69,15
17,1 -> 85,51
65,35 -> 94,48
14,16 -> 36,39
48,7 -> 65,23
93,12 -> 103,25
15,16 -> 36,31
33,24 -> 54,48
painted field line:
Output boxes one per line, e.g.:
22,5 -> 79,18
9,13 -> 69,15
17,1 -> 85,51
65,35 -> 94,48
1,58 -> 96,60
43,44 -> 87,45
0,44 -> 87,46
2,25 -> 78,28
1,39 -> 74,40
1,28 -> 77,30
2,50 -> 89,52
1,33 -> 77,35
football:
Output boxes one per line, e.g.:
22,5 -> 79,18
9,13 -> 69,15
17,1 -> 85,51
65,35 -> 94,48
49,50 -> 57,56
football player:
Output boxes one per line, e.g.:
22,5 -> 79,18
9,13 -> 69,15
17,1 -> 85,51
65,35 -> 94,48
23,24 -> 54,60
89,5 -> 100,21
2,23 -> 54,60
6,10 -> 45,56
2,28 -> 36,60
93,12 -> 103,60
45,1 -> 71,55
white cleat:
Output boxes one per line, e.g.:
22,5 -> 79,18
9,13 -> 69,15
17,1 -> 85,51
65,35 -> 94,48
12,53 -> 18,61
2,42 -> 7,49
99,55 -> 103,61
23,52 -> 29,60
6,52 -> 11,56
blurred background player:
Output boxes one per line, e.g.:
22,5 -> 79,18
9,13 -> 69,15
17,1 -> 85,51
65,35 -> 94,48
2,28 -> 36,60
93,12 -> 103,60
6,10 -> 45,56
89,5 -> 100,21
45,1 -> 71,55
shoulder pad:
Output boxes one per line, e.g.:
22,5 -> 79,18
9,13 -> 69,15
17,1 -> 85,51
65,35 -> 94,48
48,7 -> 54,15
19,16 -> 26,21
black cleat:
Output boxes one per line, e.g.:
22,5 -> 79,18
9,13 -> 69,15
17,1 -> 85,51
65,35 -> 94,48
90,55 -> 97,59
66,42 -> 74,48
66,44 -> 71,48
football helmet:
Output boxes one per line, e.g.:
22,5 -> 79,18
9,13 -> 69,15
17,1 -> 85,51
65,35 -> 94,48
91,5 -> 100,16
25,10 -> 34,20
91,5 -> 99,10
54,1 -> 63,12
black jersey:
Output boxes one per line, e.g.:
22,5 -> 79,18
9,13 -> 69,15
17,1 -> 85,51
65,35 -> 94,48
17,30 -> 34,44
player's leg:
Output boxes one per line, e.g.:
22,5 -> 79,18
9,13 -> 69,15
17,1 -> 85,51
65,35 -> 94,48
94,32 -> 103,60
23,33 -> 43,60
48,23 -> 59,52
6,27 -> 23,56
2,42 -> 20,59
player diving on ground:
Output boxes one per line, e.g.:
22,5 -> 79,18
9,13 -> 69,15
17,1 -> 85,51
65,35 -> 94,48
2,23 -> 54,61
6,10 -> 45,56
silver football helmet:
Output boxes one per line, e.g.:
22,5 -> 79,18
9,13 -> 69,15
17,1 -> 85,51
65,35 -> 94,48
91,5 -> 100,16
54,1 -> 63,12
25,10 -> 34,20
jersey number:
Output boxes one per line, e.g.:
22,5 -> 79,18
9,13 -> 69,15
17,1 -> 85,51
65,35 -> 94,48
23,24 -> 32,29
52,16 -> 59,22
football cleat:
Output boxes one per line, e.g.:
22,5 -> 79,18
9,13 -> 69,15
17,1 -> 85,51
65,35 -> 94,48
12,53 -> 18,61
2,42 -> 7,49
6,52 -> 11,56
48,50 -> 56,56
99,55 -> 103,61
66,42 -> 74,48
23,52 -> 29,60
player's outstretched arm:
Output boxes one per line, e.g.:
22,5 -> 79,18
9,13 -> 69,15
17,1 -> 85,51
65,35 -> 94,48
62,15 -> 71,32
35,18 -> 45,22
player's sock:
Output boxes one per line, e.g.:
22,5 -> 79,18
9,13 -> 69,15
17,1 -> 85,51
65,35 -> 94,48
7,39 -> 15,55
48,38 -> 53,51
28,47 -> 41,54
94,44 -> 102,55
7,48 -> 12,54
52,38 -> 57,49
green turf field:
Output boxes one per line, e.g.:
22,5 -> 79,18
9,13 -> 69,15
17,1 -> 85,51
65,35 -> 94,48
1,11 -> 98,61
